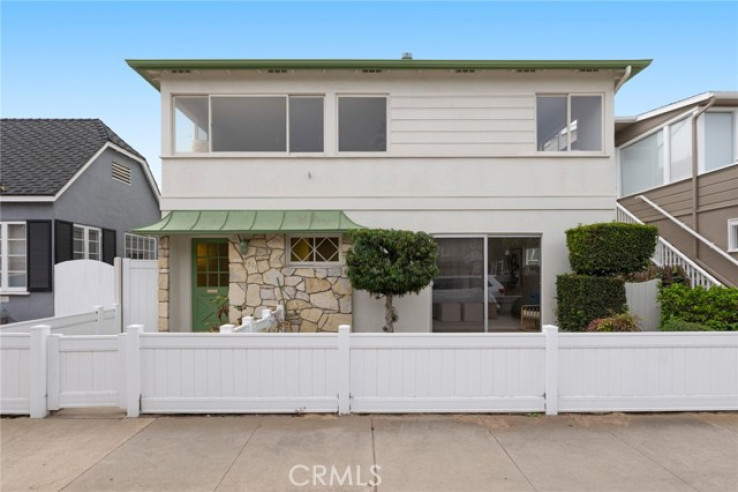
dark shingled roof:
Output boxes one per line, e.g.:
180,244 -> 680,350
0,119 -> 146,196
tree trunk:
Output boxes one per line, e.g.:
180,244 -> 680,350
384,295 -> 395,332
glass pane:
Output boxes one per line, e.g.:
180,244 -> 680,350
212,97 -> 286,151
208,243 -> 218,256
89,242 -> 99,254
219,257 -> 229,272
196,242 -> 207,257
432,238 -> 485,333
73,227 -> 83,240
570,96 -> 602,151
315,237 -> 339,262
621,132 -> 664,196
174,96 -> 210,153
669,118 -> 692,182
196,258 -> 207,273
89,251 -> 100,261
8,224 -> 25,239
208,258 -> 219,271
208,273 -> 218,286
9,273 -> 26,288
536,96 -> 568,151
89,229 -> 99,242
338,97 -> 387,151
9,240 -> 25,254
291,238 -> 311,262
9,257 -> 25,271
197,273 -> 207,287
219,242 -> 228,256
289,97 -> 324,152
705,113 -> 734,171
73,251 -> 85,260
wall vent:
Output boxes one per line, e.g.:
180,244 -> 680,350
362,69 -> 383,73
516,68 -> 537,73
578,68 -> 600,73
112,162 -> 132,185
170,69 -> 191,74
267,69 -> 288,74
455,69 -> 477,74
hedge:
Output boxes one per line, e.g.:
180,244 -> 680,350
659,284 -> 738,331
556,274 -> 627,331
660,318 -> 712,332
566,222 -> 658,276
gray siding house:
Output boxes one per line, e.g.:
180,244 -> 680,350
0,119 -> 160,322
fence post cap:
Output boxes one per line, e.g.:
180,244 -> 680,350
220,324 -> 235,334
543,324 -> 559,333
126,324 -> 143,334
338,325 -> 351,333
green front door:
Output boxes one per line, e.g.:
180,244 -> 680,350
192,239 -> 229,331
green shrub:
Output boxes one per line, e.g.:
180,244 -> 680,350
660,318 -> 713,332
566,222 -> 658,276
586,312 -> 640,332
659,284 -> 738,331
556,274 -> 627,331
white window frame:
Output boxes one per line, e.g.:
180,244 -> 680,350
124,233 -> 158,260
728,218 -> 738,253
73,224 -> 102,261
697,108 -> 738,174
287,235 -> 342,267
336,94 -> 389,155
535,93 -> 604,154
0,221 -> 27,293
172,94 -> 326,156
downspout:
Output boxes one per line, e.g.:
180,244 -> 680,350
690,95 -> 716,258
614,65 -> 632,94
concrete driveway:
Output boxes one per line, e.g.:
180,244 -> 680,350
1,410 -> 736,491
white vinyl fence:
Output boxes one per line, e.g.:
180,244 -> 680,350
1,325 -> 736,418
0,306 -> 120,335
116,258 -> 158,333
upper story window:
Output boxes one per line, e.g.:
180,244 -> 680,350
728,218 -> 738,253
125,233 -> 158,260
73,224 -> 101,261
0,222 -> 27,291
536,95 -> 602,152
338,96 -> 387,152
174,95 -> 324,153
705,111 -> 736,172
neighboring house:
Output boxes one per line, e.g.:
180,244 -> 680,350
128,58 -> 650,333
616,92 -> 738,286
0,119 -> 161,322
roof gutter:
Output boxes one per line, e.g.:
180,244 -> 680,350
690,94 -> 716,258
613,65 -> 632,94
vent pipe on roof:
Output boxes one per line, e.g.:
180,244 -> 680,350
401,52 -> 413,60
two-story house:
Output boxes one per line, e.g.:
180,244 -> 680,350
0,119 -> 161,323
616,92 -> 738,286
128,58 -> 650,333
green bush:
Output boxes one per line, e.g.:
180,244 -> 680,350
660,318 -> 713,332
659,284 -> 738,331
556,274 -> 627,331
566,222 -> 658,276
586,312 -> 640,332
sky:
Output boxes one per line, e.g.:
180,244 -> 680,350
1,0 -> 737,185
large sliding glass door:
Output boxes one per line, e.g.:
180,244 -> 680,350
432,236 -> 541,332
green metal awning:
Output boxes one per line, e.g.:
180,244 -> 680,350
133,210 -> 364,235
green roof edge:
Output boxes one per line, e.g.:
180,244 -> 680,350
126,58 -> 652,90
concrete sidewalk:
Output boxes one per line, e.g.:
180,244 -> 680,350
1,411 -> 736,491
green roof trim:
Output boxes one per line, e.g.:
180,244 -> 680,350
134,210 -> 365,235
126,58 -> 652,90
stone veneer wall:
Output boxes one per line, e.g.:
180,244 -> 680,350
157,235 -> 170,332
227,234 -> 352,332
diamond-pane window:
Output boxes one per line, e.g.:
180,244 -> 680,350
289,236 -> 340,265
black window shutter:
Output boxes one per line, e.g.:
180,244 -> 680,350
27,221 -> 52,292
102,229 -> 116,265
55,220 -> 73,263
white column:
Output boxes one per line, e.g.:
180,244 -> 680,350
337,325 -> 351,415
544,325 -> 559,416
30,325 -> 50,418
126,324 -> 142,417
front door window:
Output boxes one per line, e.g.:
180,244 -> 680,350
192,239 -> 229,331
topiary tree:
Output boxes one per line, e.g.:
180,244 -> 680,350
566,222 -> 658,277
346,229 -> 439,332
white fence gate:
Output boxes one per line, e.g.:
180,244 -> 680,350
116,259 -> 158,333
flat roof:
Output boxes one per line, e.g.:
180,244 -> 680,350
127,58 -> 651,90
